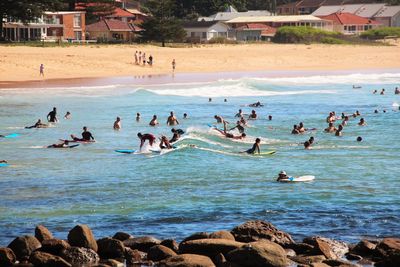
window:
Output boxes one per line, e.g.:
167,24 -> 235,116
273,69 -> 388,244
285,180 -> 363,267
75,31 -> 82,40
74,14 -> 81,27
191,32 -> 195,37
202,32 -> 207,38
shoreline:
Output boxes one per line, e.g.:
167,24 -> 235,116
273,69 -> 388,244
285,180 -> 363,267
1,67 -> 400,89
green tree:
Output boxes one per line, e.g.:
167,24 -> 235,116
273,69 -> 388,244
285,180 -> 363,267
141,0 -> 186,47
0,0 -> 61,40
63,0 -> 116,24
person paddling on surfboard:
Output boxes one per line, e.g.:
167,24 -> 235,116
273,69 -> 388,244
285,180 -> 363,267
71,126 -> 95,142
245,138 -> 261,154
214,122 -> 246,140
277,171 -> 289,182
138,133 -> 156,150
229,121 -> 245,134
159,136 -> 172,149
0,160 -> 7,163
48,140 -> 70,148
169,128 -> 184,143
25,119 -> 48,129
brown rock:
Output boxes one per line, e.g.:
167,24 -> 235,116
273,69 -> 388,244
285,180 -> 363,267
209,231 -> 235,241
61,246 -> 99,265
323,259 -> 359,267
29,251 -> 71,267
214,253 -> 226,266
179,238 -> 244,259
375,238 -> 400,267
159,254 -> 215,267
99,259 -> 124,267
34,225 -> 53,243
67,225 -> 98,252
11,263 -> 34,267
123,236 -> 161,252
8,235 -> 41,261
112,232 -> 132,242
286,242 -> 314,255
350,239 -> 376,257
285,248 -> 296,257
124,248 -> 146,265
147,245 -> 177,261
0,247 -> 16,267
231,220 -> 294,246
97,237 -> 125,259
161,239 -> 179,252
290,255 -> 326,265
304,237 -> 348,260
226,240 -> 291,267
345,253 -> 362,261
182,232 -> 210,242
39,239 -> 70,256
311,263 -> 331,267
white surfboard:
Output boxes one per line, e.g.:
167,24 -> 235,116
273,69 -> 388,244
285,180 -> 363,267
279,175 -> 315,182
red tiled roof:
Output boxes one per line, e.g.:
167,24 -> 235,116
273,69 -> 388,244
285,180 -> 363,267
319,12 -> 381,25
86,20 -> 109,32
105,19 -> 133,31
86,19 -> 143,32
261,27 -> 277,36
236,23 -> 270,30
109,7 -> 134,17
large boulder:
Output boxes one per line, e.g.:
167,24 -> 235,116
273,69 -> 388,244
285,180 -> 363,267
290,255 -> 326,265
226,240 -> 291,267
125,248 -> 146,265
29,251 -> 71,267
182,232 -> 210,243
8,235 -> 41,261
159,254 -> 215,267
161,239 -> 179,253
231,220 -> 294,246
123,236 -> 161,252
0,247 -> 16,266
67,225 -> 98,252
39,239 -> 71,256
112,232 -> 132,242
61,246 -> 99,265
304,237 -> 348,260
34,225 -> 53,243
350,239 -> 376,257
179,238 -> 244,259
286,242 -> 314,255
97,237 -> 125,259
147,245 -> 177,261
209,231 -> 235,241
322,259 -> 359,267
374,238 -> 400,267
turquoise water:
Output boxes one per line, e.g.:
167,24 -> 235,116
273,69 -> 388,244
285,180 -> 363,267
0,72 -> 399,245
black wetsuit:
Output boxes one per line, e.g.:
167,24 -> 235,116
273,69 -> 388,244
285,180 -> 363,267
246,143 -> 259,154
47,111 -> 57,122
82,131 -> 94,141
170,133 -> 180,143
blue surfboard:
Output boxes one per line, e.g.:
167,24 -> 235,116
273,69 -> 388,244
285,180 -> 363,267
115,149 -> 136,154
0,163 -> 9,167
3,133 -> 20,138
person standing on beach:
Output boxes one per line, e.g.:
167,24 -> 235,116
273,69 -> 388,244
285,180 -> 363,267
47,107 -> 58,123
148,55 -> 153,66
138,51 -> 142,64
142,53 -> 146,66
113,117 -> 121,130
172,59 -> 176,72
40,64 -> 44,76
134,51 -> 138,65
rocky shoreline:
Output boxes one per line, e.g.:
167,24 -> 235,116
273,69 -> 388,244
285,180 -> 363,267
0,220 -> 398,267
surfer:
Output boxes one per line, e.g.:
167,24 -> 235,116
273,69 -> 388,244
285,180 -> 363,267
214,122 -> 246,140
64,112 -> 71,119
380,88 -> 385,95
25,119 -> 48,129
358,118 -> 367,126
159,136 -> 172,149
138,133 -> 156,149
297,122 -> 306,133
249,101 -> 263,107
113,117 -> 121,130
47,107 -> 58,123
335,125 -> 343,136
230,121 -> 245,134
183,113 -> 188,119
48,140 -> 70,148
395,87 -> 400,95
373,90 -> 377,94
214,115 -> 227,124
167,111 -> 179,126
268,115 -> 272,121
169,128 -> 184,143
245,138 -> 261,154
149,115 -> 159,126
324,123 -> 336,133
248,110 -> 257,120
239,116 -> 247,126
0,160 -> 7,163
291,125 -> 300,135
71,126 -> 95,142
276,171 -> 289,182
304,141 -> 311,150
235,109 -> 243,117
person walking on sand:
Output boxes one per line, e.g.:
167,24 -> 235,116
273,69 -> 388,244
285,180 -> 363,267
134,51 -> 138,65
40,64 -> 44,76
148,55 -> 153,66
138,51 -> 142,64
172,59 -> 176,72
113,117 -> 121,130
142,53 -> 146,66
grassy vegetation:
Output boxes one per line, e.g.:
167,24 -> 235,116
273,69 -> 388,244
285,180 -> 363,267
360,27 -> 400,39
272,26 -> 339,44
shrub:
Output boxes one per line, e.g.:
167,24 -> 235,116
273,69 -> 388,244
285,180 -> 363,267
208,36 -> 238,44
321,37 -> 349,44
273,26 -> 339,43
360,27 -> 400,39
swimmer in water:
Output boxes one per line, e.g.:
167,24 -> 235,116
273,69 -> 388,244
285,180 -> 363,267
245,138 -> 261,154
277,171 -> 289,182
47,107 -> 58,123
136,113 -> 141,122
149,115 -> 159,126
297,122 -> 305,133
25,119 -> 48,129
268,115 -> 272,121
48,140 -> 70,148
292,125 -> 300,135
380,88 -> 385,95
214,122 -> 246,140
235,109 -> 243,118
249,101 -> 263,107
183,113 -> 188,119
137,132 -> 156,149
358,118 -> 367,126
373,90 -> 377,94
304,140 -> 311,150
335,124 -> 343,136
71,126 -> 95,141
159,136 -> 172,149
214,115 -> 227,124
64,112 -> 71,119
357,136 -> 363,142
167,111 -> 179,126
230,121 -> 245,134
341,116 -> 349,126
169,128 -> 184,143
113,117 -> 121,130
248,110 -> 257,120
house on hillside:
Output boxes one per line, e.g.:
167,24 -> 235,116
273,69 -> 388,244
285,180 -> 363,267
318,12 -> 381,34
198,5 -> 271,22
86,19 -> 142,41
183,21 -> 232,42
2,11 -> 85,42
234,24 -> 277,41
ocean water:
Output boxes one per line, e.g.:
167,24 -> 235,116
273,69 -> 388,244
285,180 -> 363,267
0,72 -> 400,246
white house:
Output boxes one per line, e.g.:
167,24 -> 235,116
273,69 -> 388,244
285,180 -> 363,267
198,5 -> 272,22
183,21 -> 231,42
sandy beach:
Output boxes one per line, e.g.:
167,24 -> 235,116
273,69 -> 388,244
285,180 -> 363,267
0,43 -> 400,84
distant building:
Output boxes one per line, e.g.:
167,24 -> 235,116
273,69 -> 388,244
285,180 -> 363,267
2,11 -> 85,42
313,4 -> 400,26
183,21 -> 232,42
235,23 -> 277,41
318,12 -> 381,34
86,19 -> 142,42
198,5 -> 271,22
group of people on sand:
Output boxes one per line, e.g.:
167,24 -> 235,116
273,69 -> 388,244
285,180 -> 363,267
134,51 -> 153,67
